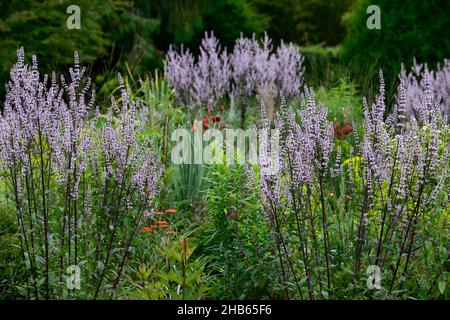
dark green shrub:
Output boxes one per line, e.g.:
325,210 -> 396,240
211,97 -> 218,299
0,0 -> 161,104
249,0 -> 353,46
342,0 -> 450,96
299,44 -> 343,87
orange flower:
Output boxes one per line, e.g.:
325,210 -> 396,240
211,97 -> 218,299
167,230 -> 177,235
345,194 -> 353,201
192,118 -> 200,132
159,224 -> 169,228
142,227 -> 154,233
150,224 -> 159,228
165,209 -> 176,213
156,220 -> 168,225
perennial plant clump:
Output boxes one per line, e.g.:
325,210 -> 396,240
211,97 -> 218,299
0,48 -> 162,299
165,32 -> 305,110
254,71 -> 449,299
395,58 -> 450,123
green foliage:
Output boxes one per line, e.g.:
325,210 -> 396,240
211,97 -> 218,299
169,163 -> 209,214
342,0 -> 450,92
152,0 -> 266,53
314,80 -> 362,125
0,0 -> 161,103
200,0 -> 266,49
249,0 -> 353,46
124,236 -> 212,300
199,162 -> 281,299
0,180 -> 20,299
0,0 -> 266,105
299,44 -> 343,88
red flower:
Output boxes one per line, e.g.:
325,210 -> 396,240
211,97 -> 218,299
203,115 -> 209,130
211,115 -> 221,123
167,230 -> 177,235
142,227 -> 154,233
334,122 -> 352,139
334,123 -> 341,138
225,213 -> 239,219
342,123 -> 353,135
165,209 -> 176,213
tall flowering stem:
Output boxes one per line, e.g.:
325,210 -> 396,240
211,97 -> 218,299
353,70 -> 448,295
255,72 -> 448,298
0,49 -> 162,299
165,32 -> 304,114
256,88 -> 334,298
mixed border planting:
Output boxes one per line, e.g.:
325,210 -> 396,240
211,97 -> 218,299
0,32 -> 449,300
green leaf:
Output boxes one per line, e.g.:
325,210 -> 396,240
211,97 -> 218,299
439,247 -> 447,262
97,261 -> 104,272
438,281 -> 446,295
